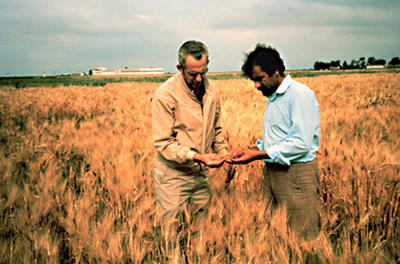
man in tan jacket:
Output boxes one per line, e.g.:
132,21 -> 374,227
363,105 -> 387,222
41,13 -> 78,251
151,40 -> 228,230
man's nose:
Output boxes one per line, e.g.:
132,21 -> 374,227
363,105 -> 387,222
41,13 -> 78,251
195,73 -> 203,82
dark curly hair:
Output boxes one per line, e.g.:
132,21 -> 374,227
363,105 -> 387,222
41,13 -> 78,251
242,44 -> 285,78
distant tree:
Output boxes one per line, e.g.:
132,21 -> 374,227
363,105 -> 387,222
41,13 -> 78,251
367,57 -> 376,65
313,56 -> 397,69
313,56 -> 390,70
350,59 -> 359,69
314,61 -> 330,70
313,61 -> 319,70
389,57 -> 400,66
359,57 -> 366,68
330,60 -> 341,67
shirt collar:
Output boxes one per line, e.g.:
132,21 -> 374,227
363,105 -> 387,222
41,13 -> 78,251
268,74 -> 292,100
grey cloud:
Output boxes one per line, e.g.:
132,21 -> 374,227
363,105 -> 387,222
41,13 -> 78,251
0,0 -> 399,75
208,1 -> 400,30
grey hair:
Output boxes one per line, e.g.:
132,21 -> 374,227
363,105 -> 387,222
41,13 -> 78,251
178,40 -> 209,68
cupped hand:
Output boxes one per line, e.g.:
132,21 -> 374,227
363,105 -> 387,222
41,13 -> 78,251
226,149 -> 259,164
195,153 -> 225,168
225,149 -> 246,163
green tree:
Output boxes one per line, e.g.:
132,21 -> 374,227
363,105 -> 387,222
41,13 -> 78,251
389,57 -> 400,66
367,57 -> 376,65
350,59 -> 359,69
359,57 -> 366,68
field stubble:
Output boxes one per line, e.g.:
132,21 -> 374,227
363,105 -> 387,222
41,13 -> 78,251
0,73 -> 399,263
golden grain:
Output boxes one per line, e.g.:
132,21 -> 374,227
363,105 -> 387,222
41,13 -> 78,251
0,73 -> 399,263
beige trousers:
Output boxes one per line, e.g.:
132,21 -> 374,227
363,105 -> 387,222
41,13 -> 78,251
154,159 -> 211,225
263,159 -> 320,240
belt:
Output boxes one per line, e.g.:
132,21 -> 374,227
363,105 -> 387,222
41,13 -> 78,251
265,159 -> 317,171
175,163 -> 207,176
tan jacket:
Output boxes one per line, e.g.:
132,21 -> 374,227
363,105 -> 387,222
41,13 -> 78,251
151,73 -> 227,168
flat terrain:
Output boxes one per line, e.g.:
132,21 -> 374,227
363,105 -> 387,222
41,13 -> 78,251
0,72 -> 399,263
1,67 -> 399,88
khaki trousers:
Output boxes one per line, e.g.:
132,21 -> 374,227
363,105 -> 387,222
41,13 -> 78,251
263,159 -> 320,240
154,159 -> 211,225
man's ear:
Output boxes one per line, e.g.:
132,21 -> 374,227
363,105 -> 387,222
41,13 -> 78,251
274,70 -> 281,78
177,64 -> 183,72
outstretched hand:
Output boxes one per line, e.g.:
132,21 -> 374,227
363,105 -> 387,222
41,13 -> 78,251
226,149 -> 264,164
193,153 -> 225,168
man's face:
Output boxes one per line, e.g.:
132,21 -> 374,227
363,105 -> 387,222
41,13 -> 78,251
250,65 -> 280,97
179,54 -> 208,90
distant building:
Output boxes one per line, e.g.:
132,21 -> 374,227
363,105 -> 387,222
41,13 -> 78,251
366,65 -> 385,69
89,66 -> 164,76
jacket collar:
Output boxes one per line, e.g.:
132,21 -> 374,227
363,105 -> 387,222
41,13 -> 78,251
178,72 -> 209,102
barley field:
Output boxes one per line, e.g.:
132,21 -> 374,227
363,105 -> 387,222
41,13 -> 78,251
0,73 -> 399,263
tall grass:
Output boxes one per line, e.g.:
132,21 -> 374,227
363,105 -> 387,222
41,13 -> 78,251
0,73 -> 399,263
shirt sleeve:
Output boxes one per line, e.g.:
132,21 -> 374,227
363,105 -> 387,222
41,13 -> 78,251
263,90 -> 318,166
151,95 -> 197,164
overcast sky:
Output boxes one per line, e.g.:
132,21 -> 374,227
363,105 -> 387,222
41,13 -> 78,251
1,0 -> 399,76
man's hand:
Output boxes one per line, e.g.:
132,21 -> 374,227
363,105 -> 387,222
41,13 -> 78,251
226,149 -> 266,164
193,153 -> 225,168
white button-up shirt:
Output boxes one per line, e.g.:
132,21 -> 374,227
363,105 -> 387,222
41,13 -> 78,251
257,74 -> 320,166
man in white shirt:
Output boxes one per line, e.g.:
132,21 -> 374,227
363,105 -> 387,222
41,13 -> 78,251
228,44 -> 320,240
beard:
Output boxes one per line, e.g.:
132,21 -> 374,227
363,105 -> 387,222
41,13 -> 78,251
259,84 -> 277,97
190,80 -> 203,90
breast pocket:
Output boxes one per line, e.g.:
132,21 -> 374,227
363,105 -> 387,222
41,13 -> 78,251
269,98 -> 291,127
175,104 -> 203,132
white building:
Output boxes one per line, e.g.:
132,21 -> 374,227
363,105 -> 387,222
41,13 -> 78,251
366,65 -> 385,69
89,66 -> 164,76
